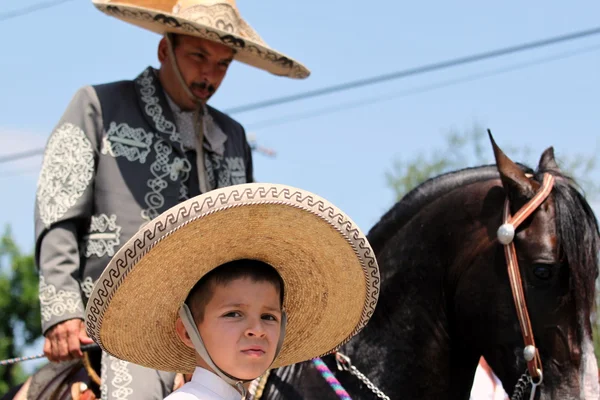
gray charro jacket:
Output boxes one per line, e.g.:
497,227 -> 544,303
34,66 -> 254,334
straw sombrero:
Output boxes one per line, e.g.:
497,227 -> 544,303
84,183 -> 380,374
92,0 -> 310,79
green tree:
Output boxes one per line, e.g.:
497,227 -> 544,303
386,123 -> 599,200
0,226 -> 41,393
385,123 -> 600,362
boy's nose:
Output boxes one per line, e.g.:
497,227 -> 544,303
245,319 -> 266,337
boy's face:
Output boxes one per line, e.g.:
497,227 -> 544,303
187,277 -> 283,380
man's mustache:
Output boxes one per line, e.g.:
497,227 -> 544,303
190,81 -> 215,95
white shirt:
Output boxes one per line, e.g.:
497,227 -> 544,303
164,367 -> 242,400
165,93 -> 228,156
469,360 -> 509,400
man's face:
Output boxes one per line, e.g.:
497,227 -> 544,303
196,278 -> 282,380
160,34 -> 234,109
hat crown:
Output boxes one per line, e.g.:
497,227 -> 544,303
100,0 -> 176,13
170,0 -> 263,43
100,0 -> 237,12
173,0 -> 237,14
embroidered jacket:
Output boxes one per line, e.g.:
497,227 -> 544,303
34,67 -> 254,334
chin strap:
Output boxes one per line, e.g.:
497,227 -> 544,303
179,304 -> 287,399
164,33 -> 210,194
165,33 -> 201,104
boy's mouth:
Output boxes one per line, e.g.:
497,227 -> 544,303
241,347 -> 265,357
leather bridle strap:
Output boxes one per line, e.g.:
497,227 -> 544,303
498,172 -> 555,383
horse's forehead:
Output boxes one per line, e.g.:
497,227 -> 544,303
516,197 -> 558,259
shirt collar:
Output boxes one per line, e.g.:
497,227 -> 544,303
190,367 -> 242,400
164,93 -> 228,156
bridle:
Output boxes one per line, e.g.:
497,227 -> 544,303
497,172 -> 555,399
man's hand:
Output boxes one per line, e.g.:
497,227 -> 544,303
43,319 -> 95,362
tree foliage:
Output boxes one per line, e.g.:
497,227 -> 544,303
386,123 -> 599,201
0,226 -> 41,393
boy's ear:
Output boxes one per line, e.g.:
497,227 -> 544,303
175,317 -> 195,350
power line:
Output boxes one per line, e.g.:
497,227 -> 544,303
0,149 -> 43,164
244,43 -> 600,131
2,27 -> 600,166
224,25 -> 600,114
0,0 -> 75,22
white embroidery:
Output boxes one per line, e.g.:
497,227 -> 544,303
100,352 -> 108,400
141,141 -> 191,221
205,155 -> 247,188
101,122 -> 154,164
80,276 -> 95,299
137,69 -> 191,220
179,181 -> 189,200
101,353 -> 133,400
39,276 -> 83,322
109,355 -> 134,399
84,214 -> 122,258
204,154 -> 248,190
225,156 -> 246,185
205,153 -> 218,191
36,123 -> 95,228
137,69 -> 181,144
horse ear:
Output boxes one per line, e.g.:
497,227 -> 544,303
538,146 -> 561,172
488,129 -> 535,202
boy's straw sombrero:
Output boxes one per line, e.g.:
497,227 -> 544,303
84,183 -> 380,374
92,0 -> 310,79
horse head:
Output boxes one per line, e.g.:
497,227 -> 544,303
462,132 -> 600,399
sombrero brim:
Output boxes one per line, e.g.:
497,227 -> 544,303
93,1 -> 310,79
85,183 -> 379,374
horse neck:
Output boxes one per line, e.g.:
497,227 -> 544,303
343,178 -> 502,399
261,177 -> 502,400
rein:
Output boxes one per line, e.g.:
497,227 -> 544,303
497,172 -> 555,399
313,353 -> 390,400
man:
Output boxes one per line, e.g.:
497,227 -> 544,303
33,0 -> 309,398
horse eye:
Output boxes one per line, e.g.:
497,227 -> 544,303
533,264 -> 553,280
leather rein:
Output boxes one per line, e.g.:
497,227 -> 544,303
496,172 -> 555,396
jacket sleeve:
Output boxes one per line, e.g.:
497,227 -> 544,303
34,85 -> 102,335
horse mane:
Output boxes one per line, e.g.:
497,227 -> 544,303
367,163 -> 533,253
534,167 -> 600,323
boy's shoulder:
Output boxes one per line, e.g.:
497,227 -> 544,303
164,380 -> 232,400
164,390 -> 203,400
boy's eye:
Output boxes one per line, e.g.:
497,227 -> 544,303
223,311 -> 241,318
262,314 -> 278,322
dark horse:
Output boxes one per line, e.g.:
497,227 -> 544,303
258,134 -> 600,400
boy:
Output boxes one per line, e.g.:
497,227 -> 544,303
84,183 -> 380,399
171,259 -> 286,399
